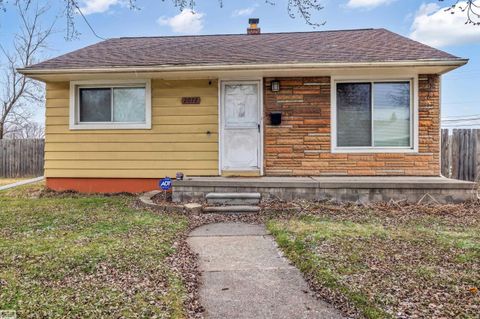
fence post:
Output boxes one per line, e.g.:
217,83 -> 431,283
475,130 -> 480,182
451,129 -> 458,179
467,130 -> 474,181
441,129 -> 450,177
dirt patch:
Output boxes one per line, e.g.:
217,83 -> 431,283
152,191 -> 173,204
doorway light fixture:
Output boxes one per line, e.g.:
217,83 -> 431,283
271,80 -> 280,92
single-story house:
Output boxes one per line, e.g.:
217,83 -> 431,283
19,22 -> 469,194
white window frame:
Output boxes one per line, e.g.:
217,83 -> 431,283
69,79 -> 152,130
331,75 -> 419,153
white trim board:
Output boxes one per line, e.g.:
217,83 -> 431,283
69,79 -> 152,130
19,59 -> 467,76
330,75 -> 419,154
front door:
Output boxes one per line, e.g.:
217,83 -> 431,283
220,81 -> 261,174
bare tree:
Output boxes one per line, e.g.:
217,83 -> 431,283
1,1 -> 478,41
441,0 -> 480,25
0,2 -> 53,139
50,0 -> 326,40
52,0 -> 480,40
5,121 -> 45,139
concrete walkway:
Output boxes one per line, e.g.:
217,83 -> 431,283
187,223 -> 344,319
0,176 -> 44,191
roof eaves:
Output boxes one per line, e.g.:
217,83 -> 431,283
17,59 -> 469,75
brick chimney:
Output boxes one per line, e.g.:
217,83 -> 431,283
247,18 -> 260,35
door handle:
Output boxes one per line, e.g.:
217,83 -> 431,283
258,123 -> 261,133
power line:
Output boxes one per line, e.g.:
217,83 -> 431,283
72,1 -> 107,41
442,113 -> 480,119
442,117 -> 480,122
442,125 -> 480,127
442,121 -> 480,126
443,101 -> 480,105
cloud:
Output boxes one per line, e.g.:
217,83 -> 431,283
232,5 -> 257,17
346,0 -> 394,9
157,10 -> 205,34
410,1 -> 480,47
79,0 -> 121,15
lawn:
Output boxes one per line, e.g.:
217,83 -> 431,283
267,202 -> 480,318
0,183 -> 189,318
2,183 -> 479,319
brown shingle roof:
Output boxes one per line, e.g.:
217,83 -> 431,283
24,28 -> 462,70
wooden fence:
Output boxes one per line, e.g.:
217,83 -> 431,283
0,133 -> 478,181
441,129 -> 480,181
0,139 -> 44,178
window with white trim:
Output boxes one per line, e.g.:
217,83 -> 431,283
334,80 -> 413,150
70,80 -> 151,130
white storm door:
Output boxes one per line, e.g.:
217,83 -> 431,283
221,81 -> 261,171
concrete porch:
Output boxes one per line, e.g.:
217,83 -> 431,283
173,176 -> 477,204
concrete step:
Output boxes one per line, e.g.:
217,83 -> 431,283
203,205 -> 261,214
206,192 -> 261,205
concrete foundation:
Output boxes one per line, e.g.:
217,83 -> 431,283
173,176 -> 477,204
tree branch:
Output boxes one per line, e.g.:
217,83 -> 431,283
0,2 -> 52,139
441,0 -> 480,25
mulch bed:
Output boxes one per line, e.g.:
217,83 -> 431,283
151,191 -> 173,204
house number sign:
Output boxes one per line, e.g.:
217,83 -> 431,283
181,97 -> 201,104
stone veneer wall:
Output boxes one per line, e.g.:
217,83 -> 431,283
263,75 -> 440,176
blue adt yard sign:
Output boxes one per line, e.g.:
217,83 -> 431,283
159,177 -> 172,191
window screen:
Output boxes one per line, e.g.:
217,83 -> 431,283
336,83 -> 372,147
113,88 -> 146,123
336,81 -> 412,148
78,86 -> 146,123
79,88 -> 111,122
373,82 -> 411,147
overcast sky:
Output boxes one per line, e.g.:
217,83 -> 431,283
1,0 -> 479,127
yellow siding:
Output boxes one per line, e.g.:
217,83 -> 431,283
45,79 -> 219,178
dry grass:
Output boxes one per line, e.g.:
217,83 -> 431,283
0,183 -> 189,318
3,182 -> 479,318
0,178 -> 29,187
267,201 -> 480,319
